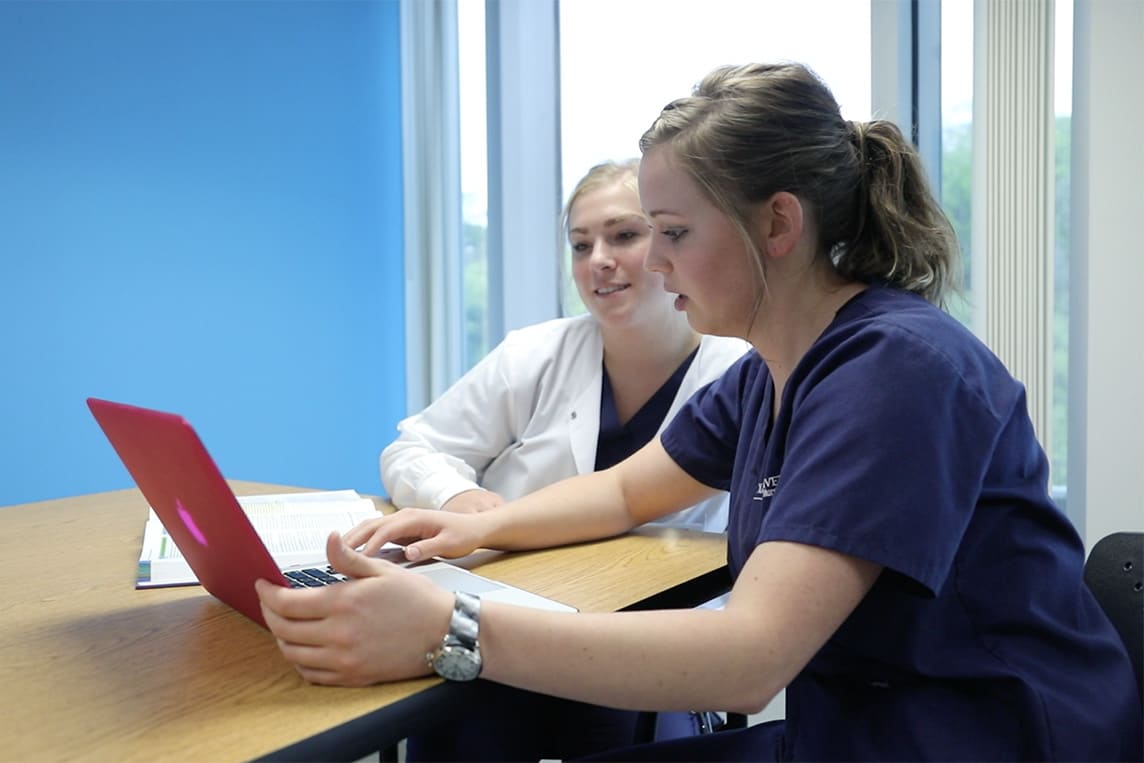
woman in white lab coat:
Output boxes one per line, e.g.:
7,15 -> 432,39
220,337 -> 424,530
380,159 -> 749,534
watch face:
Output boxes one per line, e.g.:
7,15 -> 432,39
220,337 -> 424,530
434,644 -> 481,681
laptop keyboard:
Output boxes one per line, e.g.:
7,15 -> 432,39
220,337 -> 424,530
283,566 -> 349,588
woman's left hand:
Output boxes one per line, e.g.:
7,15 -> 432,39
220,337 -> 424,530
255,531 -> 453,686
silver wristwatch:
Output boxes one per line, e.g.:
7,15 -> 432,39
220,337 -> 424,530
427,591 -> 482,681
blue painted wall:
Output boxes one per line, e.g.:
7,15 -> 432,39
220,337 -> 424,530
0,0 -> 405,505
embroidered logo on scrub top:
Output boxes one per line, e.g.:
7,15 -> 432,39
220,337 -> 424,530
754,474 -> 780,501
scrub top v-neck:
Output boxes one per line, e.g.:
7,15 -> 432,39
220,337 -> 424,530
594,347 -> 699,471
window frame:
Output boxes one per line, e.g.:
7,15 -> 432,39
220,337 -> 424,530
403,0 -> 910,409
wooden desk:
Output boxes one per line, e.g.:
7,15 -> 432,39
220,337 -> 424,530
0,482 -> 728,762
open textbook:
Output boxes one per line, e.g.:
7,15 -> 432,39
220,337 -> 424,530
136,490 -> 379,588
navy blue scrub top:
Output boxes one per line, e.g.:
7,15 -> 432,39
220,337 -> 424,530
595,347 -> 698,471
661,285 -> 1142,761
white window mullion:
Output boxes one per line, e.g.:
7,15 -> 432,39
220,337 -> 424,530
870,0 -> 942,191
400,0 -> 463,412
1069,0 -> 1144,546
485,0 -> 562,341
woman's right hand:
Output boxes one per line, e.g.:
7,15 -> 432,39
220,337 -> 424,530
342,508 -> 489,562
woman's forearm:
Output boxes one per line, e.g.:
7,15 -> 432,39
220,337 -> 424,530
481,468 -> 636,550
479,440 -> 717,551
479,604 -> 781,715
473,539 -> 882,716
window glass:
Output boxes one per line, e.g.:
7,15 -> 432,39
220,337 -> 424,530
459,0 -> 489,367
558,0 -> 871,315
455,0 -> 1070,502
941,0 -> 973,327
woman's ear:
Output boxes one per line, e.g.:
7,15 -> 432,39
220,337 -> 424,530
758,191 -> 804,259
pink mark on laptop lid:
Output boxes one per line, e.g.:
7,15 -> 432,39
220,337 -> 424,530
86,397 -> 289,628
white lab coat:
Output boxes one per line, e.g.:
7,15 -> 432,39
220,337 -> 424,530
380,314 -> 752,532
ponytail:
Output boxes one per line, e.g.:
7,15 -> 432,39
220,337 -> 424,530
841,120 -> 960,306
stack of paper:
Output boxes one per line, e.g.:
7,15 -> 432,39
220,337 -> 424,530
136,490 -> 379,588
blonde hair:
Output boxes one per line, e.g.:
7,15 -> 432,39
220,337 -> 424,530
639,62 -> 960,307
561,158 -> 640,236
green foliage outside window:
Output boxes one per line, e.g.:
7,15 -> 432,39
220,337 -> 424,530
463,221 -> 489,367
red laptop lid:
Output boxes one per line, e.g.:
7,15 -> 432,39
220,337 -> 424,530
86,397 -> 287,628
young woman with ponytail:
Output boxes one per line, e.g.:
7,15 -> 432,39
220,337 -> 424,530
256,62 -> 1142,761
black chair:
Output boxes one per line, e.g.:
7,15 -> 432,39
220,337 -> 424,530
1083,531 -> 1144,699
723,711 -> 749,730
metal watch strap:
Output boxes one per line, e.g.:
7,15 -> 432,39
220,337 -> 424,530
448,590 -> 480,648
426,591 -> 482,681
